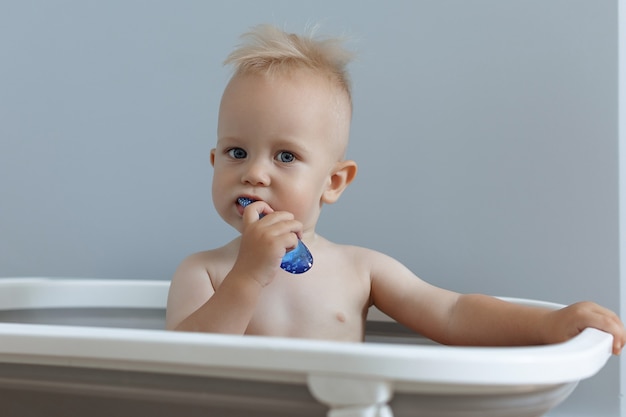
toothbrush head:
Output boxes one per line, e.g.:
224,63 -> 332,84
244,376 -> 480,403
238,196 -> 266,218
238,197 -> 256,208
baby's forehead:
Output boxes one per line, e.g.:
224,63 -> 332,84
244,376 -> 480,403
220,71 -> 351,157
231,68 -> 351,110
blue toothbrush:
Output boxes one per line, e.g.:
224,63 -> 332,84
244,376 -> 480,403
238,197 -> 313,274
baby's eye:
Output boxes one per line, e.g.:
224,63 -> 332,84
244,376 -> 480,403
228,148 -> 247,159
276,151 -> 296,163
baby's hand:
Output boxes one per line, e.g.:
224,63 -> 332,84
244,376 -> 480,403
233,201 -> 302,287
545,301 -> 625,355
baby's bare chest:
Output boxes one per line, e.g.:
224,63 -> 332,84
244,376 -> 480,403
245,269 -> 371,341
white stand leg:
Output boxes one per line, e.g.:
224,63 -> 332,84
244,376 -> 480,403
307,374 -> 393,417
326,404 -> 393,417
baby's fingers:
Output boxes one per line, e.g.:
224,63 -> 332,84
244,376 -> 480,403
242,201 -> 274,224
566,302 -> 625,355
588,304 -> 625,355
601,312 -> 626,355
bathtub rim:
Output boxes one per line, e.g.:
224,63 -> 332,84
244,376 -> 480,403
0,277 -> 614,391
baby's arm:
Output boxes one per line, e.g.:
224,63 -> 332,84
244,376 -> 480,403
165,251 -> 264,333
443,294 -> 625,354
369,251 -> 625,354
166,201 -> 302,333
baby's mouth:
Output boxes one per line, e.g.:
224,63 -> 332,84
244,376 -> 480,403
238,197 -> 269,219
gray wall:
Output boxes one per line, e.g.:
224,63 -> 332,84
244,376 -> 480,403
1,1 -> 622,416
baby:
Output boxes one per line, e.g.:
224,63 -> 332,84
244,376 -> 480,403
166,24 -> 626,354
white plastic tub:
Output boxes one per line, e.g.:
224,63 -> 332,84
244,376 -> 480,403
0,278 -> 613,417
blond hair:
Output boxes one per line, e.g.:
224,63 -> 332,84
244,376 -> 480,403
224,24 -> 354,108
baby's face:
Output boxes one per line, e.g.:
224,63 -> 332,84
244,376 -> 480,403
212,70 -> 351,235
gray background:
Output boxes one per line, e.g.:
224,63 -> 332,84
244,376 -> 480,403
1,1 -> 623,416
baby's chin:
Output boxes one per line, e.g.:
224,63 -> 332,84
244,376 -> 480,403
213,207 -> 242,232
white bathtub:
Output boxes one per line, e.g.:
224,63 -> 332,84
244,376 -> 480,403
0,278 -> 613,417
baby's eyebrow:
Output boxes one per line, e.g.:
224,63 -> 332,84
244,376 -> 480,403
272,138 -> 310,155
216,136 -> 246,147
217,135 -> 240,143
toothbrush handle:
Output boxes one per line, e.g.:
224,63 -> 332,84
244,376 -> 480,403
280,239 -> 313,274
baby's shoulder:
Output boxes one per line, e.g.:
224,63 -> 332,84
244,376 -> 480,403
320,239 -> 398,268
176,239 -> 240,274
328,242 -> 416,284
328,242 -> 379,257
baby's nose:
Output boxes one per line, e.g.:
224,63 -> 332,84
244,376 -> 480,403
241,160 -> 271,186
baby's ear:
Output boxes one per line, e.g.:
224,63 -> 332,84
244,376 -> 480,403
322,160 -> 358,204
210,149 -> 216,166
